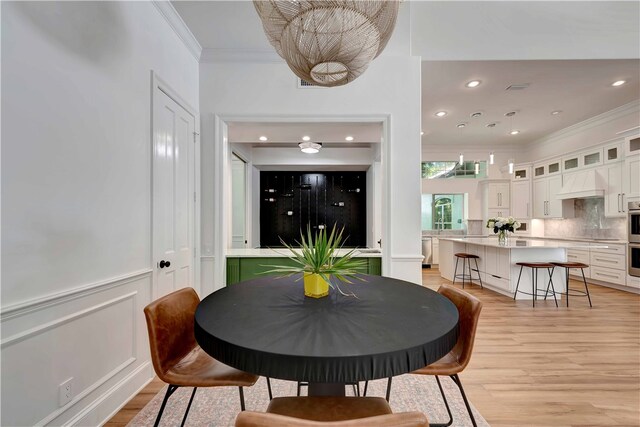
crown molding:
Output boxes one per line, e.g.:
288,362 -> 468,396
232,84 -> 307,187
152,1 -> 202,62
200,48 -> 281,63
526,100 -> 640,152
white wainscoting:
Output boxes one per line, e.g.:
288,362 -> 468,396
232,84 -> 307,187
1,270 -> 154,426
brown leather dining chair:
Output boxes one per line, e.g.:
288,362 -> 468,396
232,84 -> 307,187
235,396 -> 429,426
144,287 -> 259,427
407,284 -> 483,427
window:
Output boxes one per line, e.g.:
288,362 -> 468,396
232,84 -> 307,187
433,196 -> 453,229
421,193 -> 465,230
421,161 -> 487,179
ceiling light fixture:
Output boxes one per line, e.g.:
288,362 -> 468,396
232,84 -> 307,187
612,80 -> 626,87
457,123 -> 467,128
299,141 -> 322,154
551,110 -> 562,115
259,136 -> 268,141
505,111 -> 520,136
435,111 -> 447,117
253,1 -> 400,87
508,159 -> 515,174
486,123 -> 497,128
470,112 -> 482,118
345,136 -> 354,141
466,80 -> 481,88
489,152 -> 495,165
474,161 -> 480,175
459,153 -> 464,165
302,135 -> 311,141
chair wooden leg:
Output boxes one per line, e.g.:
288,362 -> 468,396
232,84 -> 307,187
451,374 -> 477,427
238,386 -> 246,411
180,387 -> 197,427
266,377 -> 273,400
154,385 -> 178,427
385,377 -> 392,402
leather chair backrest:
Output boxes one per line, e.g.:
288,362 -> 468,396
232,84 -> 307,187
438,284 -> 483,370
235,411 -> 429,427
143,287 -> 200,382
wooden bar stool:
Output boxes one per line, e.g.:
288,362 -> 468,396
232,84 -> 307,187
513,262 -> 558,308
453,253 -> 483,289
551,262 -> 593,307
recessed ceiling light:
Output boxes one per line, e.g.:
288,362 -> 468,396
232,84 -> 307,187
457,123 -> 467,128
259,136 -> 268,141
509,130 -> 520,135
470,112 -> 482,118
504,111 -> 516,117
420,131 -> 425,135
612,80 -> 626,87
435,111 -> 447,117
302,135 -> 311,141
466,80 -> 481,88
551,110 -> 562,115
345,136 -> 354,141
486,123 -> 497,128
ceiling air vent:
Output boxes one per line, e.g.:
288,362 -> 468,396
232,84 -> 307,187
297,78 -> 323,89
505,83 -> 530,91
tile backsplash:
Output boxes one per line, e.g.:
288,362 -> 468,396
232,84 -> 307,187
544,198 -> 626,240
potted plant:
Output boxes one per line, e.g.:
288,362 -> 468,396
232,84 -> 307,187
263,224 -> 367,298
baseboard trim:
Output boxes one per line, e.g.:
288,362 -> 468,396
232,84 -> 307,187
68,361 -> 153,426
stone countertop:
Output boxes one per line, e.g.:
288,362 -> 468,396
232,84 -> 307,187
226,248 -> 383,258
438,237 -> 607,249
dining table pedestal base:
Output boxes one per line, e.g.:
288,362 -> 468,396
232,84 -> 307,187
308,382 -> 346,396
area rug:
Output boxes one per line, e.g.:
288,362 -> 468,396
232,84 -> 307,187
128,375 -> 489,426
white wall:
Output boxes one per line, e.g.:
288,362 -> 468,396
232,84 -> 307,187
421,149 -> 519,220
201,48 -> 422,286
1,2 -> 199,425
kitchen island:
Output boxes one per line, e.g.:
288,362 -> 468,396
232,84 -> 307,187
439,238 -> 605,300
226,248 -> 382,285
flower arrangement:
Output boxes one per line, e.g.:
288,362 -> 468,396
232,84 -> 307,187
262,224 -> 366,297
486,216 -> 520,244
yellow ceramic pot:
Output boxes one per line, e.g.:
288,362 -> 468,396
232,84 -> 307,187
303,273 -> 330,298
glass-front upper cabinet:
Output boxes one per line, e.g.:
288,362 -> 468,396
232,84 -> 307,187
604,142 -> 623,164
581,148 -> 602,167
534,158 -> 561,178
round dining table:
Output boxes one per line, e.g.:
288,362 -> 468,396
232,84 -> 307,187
194,274 -> 459,396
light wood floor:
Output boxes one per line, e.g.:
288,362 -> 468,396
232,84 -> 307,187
106,269 -> 640,426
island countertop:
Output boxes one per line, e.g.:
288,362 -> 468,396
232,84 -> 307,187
437,237 -> 607,250
226,248 -> 383,258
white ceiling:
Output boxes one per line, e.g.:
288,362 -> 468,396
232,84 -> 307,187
172,1 -> 640,148
228,122 -> 382,148
422,59 -> 640,147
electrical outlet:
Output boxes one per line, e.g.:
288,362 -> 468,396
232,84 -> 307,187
59,377 -> 74,407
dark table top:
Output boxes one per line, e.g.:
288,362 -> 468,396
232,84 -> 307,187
194,274 -> 459,383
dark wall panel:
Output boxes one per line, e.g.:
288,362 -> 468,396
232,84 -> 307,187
260,171 -> 366,247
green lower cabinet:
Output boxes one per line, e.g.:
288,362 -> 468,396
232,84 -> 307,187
226,257 -> 382,285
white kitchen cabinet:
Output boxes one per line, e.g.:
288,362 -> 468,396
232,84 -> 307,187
512,165 -> 531,181
487,182 -> 510,208
511,180 -> 531,218
533,176 -> 574,219
533,158 -> 561,179
624,135 -> 640,156
581,148 -> 603,168
567,248 -> 590,279
603,141 -> 623,164
432,238 -> 439,265
488,208 -> 510,220
624,154 -> 640,203
602,163 -> 625,218
484,246 -> 511,292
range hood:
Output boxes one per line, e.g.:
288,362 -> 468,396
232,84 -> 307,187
556,169 -> 605,200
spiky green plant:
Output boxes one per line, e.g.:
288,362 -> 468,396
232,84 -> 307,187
262,224 -> 367,296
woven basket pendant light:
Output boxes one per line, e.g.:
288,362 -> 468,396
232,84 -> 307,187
253,0 -> 400,87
